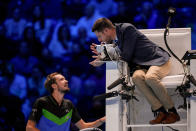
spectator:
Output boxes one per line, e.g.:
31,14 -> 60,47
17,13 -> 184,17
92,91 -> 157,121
4,6 -> 27,41
48,24 -> 73,59
73,26 -> 92,54
39,48 -> 56,74
27,65 -> 46,97
70,4 -> 104,39
134,1 -> 162,29
89,0 -> 118,17
23,26 -> 43,57
31,4 -> 55,47
6,63 -> 27,100
0,62 -> 27,100
110,1 -> 132,23
69,42 -> 90,76
0,63 -> 26,130
9,41 -> 39,76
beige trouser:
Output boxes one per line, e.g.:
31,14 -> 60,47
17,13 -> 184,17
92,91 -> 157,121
132,59 -> 174,111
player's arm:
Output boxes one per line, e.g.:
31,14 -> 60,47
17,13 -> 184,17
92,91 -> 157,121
75,116 -> 105,129
26,98 -> 42,131
26,120 -> 40,131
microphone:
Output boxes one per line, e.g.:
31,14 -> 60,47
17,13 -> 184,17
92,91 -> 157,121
168,7 -> 176,17
166,7 -> 176,29
107,77 -> 125,90
93,91 -> 118,101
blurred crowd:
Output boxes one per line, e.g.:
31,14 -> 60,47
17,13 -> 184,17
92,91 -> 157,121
0,0 -> 196,131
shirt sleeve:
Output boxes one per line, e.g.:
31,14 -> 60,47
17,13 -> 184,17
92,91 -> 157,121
28,98 -> 42,123
71,102 -> 81,123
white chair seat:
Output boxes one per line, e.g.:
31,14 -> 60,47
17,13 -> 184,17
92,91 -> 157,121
161,74 -> 184,88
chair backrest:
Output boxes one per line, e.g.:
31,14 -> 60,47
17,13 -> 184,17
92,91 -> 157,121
139,28 -> 191,76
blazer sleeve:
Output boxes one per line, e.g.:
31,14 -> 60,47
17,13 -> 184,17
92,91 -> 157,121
120,26 -> 137,62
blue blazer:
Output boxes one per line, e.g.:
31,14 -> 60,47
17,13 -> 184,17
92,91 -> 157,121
115,23 -> 170,66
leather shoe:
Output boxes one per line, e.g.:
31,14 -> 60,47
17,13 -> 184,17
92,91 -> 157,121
162,112 -> 180,124
149,112 -> 167,124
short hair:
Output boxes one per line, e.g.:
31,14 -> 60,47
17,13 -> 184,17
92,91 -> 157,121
44,72 -> 60,93
92,18 -> 114,32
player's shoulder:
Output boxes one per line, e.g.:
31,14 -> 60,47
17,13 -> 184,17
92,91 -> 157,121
35,96 -> 49,103
63,99 -> 73,104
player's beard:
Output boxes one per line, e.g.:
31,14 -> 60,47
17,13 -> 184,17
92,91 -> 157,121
57,85 -> 70,94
